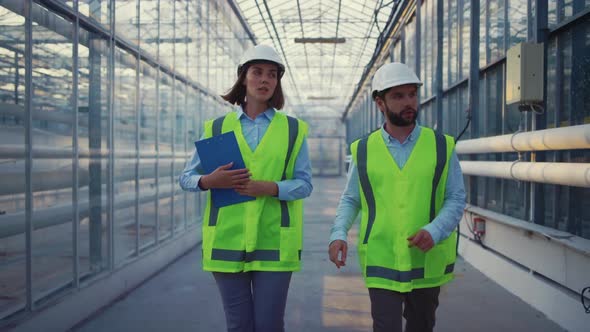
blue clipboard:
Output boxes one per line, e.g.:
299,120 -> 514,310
195,131 -> 255,208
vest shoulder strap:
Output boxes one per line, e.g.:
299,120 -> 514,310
357,135 -> 376,244
279,115 -> 300,228
281,116 -> 299,180
212,115 -> 226,136
207,114 -> 228,227
430,129 -> 449,221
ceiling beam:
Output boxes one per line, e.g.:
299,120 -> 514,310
294,37 -> 346,43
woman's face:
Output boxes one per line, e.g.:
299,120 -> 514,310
243,63 -> 279,104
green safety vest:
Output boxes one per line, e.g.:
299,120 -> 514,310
351,127 -> 456,292
201,111 -> 308,272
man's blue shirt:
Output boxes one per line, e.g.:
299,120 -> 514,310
330,124 -> 466,244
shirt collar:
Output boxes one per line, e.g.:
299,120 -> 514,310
236,105 -> 275,120
381,122 -> 422,144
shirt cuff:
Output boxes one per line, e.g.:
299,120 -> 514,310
194,175 -> 207,192
329,230 -> 348,244
422,223 -> 443,245
276,181 -> 288,200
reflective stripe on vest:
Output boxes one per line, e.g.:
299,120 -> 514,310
366,263 -> 455,282
280,116 -> 299,227
357,137 -> 376,245
211,249 -> 302,262
207,115 -> 299,228
430,132 -> 447,221
357,130 -> 449,245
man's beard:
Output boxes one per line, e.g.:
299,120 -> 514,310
385,105 -> 418,127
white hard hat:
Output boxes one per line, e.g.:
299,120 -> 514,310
371,62 -> 422,99
238,44 -> 285,78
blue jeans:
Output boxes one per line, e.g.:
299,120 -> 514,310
213,271 -> 292,332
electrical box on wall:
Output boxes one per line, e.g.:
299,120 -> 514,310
506,42 -> 544,106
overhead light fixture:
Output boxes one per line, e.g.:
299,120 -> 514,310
294,37 -> 346,44
307,96 -> 338,100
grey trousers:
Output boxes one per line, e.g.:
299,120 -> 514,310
368,286 -> 441,332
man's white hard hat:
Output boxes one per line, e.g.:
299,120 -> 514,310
238,44 -> 285,78
371,62 -> 423,99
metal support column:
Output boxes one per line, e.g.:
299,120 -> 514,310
72,0 -> 80,289
415,0 -> 421,103
400,29 -> 406,63
468,0 -> 481,205
24,0 -> 34,312
155,0 -> 161,245
88,0 -> 104,269
14,52 -> 19,104
567,0 -> 586,234
170,0 -> 176,236
184,0 -> 189,229
435,0 -> 443,132
134,0 -> 141,254
108,0 -> 116,269
530,0 -> 548,224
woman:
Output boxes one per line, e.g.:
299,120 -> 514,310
179,44 -> 313,332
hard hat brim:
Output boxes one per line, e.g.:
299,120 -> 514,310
372,82 -> 422,100
237,60 -> 285,78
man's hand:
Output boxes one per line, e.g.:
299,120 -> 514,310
328,240 -> 348,269
234,180 -> 278,197
407,230 -> 434,252
199,162 -> 250,190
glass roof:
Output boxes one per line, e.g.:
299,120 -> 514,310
234,0 -> 397,118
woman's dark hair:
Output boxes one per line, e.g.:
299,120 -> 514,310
221,61 -> 285,110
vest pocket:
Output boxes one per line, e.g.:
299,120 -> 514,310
424,242 -> 449,278
424,232 -> 457,278
279,227 -> 299,262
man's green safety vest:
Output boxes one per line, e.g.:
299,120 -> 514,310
351,127 -> 456,292
201,111 -> 308,272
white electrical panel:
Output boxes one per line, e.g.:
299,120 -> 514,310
505,42 -> 544,106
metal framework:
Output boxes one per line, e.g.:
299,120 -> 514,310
233,0 -> 398,116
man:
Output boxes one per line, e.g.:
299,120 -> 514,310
328,62 -> 466,332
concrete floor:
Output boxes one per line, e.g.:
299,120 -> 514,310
73,177 -> 565,332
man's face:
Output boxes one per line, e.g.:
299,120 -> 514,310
376,84 -> 419,127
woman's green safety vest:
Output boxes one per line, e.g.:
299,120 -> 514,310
351,127 -> 456,292
201,111 -> 308,272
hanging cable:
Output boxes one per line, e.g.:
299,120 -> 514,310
455,108 -> 472,143
582,286 -> 590,313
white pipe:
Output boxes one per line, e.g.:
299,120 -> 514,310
0,144 -> 188,159
460,161 -> 590,188
0,188 -> 175,238
456,124 -> 590,154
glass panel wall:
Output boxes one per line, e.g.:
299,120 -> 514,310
174,82 -> 186,231
345,0 -> 590,240
138,62 -> 157,250
0,0 -> 249,322
158,71 -> 173,240
0,3 -> 26,318
549,0 -> 590,28
78,27 -> 110,279
113,47 -> 137,264
79,0 -> 110,27
30,2 -> 75,303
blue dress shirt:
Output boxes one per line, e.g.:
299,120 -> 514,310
330,124 -> 466,245
179,107 -> 313,201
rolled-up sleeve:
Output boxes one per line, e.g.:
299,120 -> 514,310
276,138 -> 313,201
329,161 -> 361,243
179,139 -> 207,192
422,151 -> 467,244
